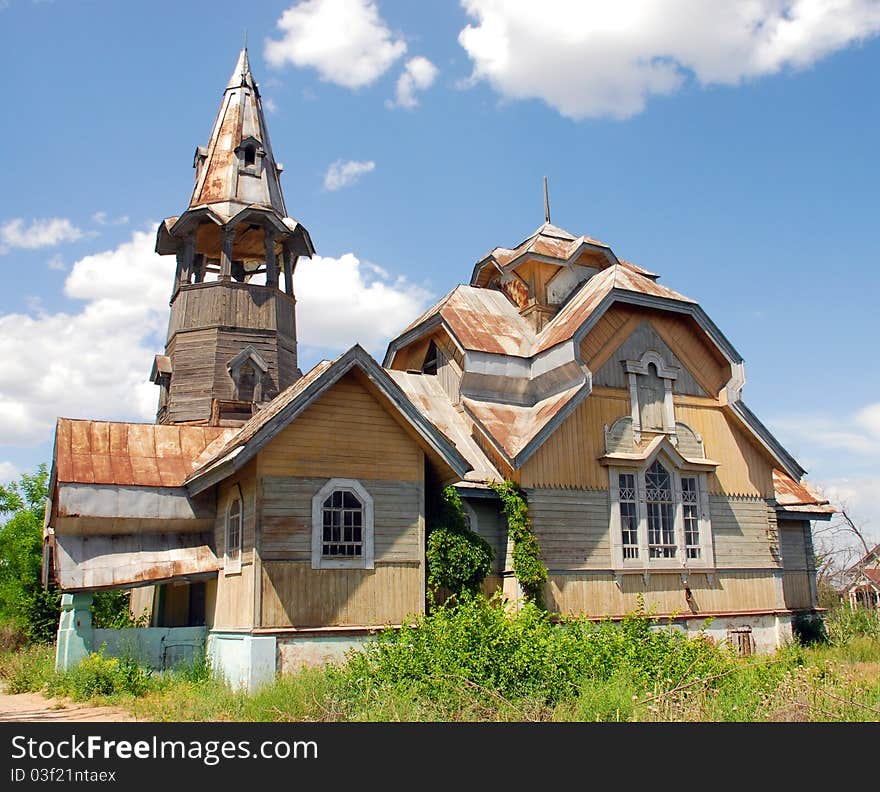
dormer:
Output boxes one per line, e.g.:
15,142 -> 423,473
236,136 -> 264,177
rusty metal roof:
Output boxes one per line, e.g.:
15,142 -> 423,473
772,469 -> 835,515
462,381 -> 586,460
387,371 -> 502,482
53,419 -> 236,487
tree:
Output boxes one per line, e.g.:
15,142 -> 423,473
812,504 -> 878,606
0,464 -> 60,642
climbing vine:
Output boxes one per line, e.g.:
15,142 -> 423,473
489,480 -> 548,606
426,486 -> 494,600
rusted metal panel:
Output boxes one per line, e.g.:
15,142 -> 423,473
54,531 -> 219,591
772,469 -> 835,515
53,419 -> 236,488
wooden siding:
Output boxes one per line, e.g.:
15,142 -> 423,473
782,572 -> 813,610
710,495 -> 777,568
580,305 -> 730,397
520,391 -> 776,497
261,476 -> 423,563
527,488 -> 611,569
261,561 -> 421,627
212,562 -> 255,629
214,460 -> 257,566
258,373 -> 424,483
779,519 -> 814,610
593,320 -> 706,396
545,569 -> 782,617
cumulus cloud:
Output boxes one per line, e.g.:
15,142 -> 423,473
91,211 -> 129,226
0,217 -> 83,253
0,228 -> 173,445
0,461 -> 18,485
294,253 -> 432,355
773,402 -> 880,457
323,159 -> 376,191
0,226 -> 431,447
265,0 -> 407,89
458,0 -> 880,119
388,56 -> 439,109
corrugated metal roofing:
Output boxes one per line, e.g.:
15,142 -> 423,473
387,371 -> 502,482
772,469 -> 835,515
54,419 -> 236,487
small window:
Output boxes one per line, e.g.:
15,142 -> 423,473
728,627 -> 754,657
422,341 -> 439,375
237,362 -> 256,402
311,479 -> 374,569
618,473 -> 639,560
646,461 -> 675,559
244,144 -> 256,167
225,497 -> 242,574
322,489 -> 364,558
682,477 -> 700,560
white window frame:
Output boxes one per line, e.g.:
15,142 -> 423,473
609,457 -> 714,573
311,478 -> 375,570
224,493 -> 243,575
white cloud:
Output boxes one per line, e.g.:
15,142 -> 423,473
91,211 -> 129,226
0,217 -> 83,253
0,226 -> 430,447
0,227 -> 173,445
0,461 -> 18,485
458,0 -> 880,120
773,402 -> 880,457
265,0 -> 407,89
323,159 -> 376,191
388,56 -> 439,109
294,253 -> 432,355
264,97 -> 279,114
47,254 -> 66,271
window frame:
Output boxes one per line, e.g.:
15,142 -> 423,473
224,493 -> 243,575
609,458 -> 714,572
311,479 -> 374,570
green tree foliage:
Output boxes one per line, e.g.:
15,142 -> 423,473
0,465 -> 136,643
489,480 -> 548,605
0,465 -> 60,642
426,486 -> 493,598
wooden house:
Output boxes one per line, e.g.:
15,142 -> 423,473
844,545 -> 880,611
44,50 -> 833,686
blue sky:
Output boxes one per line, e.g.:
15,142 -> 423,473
1,0 -> 878,543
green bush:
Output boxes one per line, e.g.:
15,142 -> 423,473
337,594 -> 731,714
426,486 -> 493,598
825,605 -> 880,646
489,481 -> 547,604
0,643 -> 54,694
47,650 -> 153,701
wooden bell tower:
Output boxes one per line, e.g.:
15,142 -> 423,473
152,49 -> 314,425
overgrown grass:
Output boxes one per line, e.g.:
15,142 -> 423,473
3,600 -> 880,722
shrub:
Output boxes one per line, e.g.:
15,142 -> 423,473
489,481 -> 547,604
825,605 -> 880,646
426,486 -> 493,598
0,643 -> 54,694
47,650 -> 153,700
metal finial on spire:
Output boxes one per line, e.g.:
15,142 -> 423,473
543,176 -> 551,224
244,29 -> 248,51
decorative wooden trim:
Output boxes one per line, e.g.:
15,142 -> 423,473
310,478 -> 375,570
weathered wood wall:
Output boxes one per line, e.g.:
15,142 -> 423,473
779,519 -> 815,610
545,570 -> 783,617
211,460 -> 257,629
261,477 -> 423,562
519,390 -> 776,497
261,562 -> 421,627
580,305 -> 730,397
258,373 -> 424,483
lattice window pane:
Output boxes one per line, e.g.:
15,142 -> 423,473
321,489 -> 365,558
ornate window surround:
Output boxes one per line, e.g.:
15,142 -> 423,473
311,478 -> 375,570
608,452 -> 715,580
624,350 -> 679,442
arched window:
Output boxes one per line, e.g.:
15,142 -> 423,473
610,458 -> 714,570
321,489 -> 364,558
646,461 -> 675,558
311,479 -> 374,569
225,496 -> 242,574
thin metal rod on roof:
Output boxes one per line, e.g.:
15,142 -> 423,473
543,176 -> 551,224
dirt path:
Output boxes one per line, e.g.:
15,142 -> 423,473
0,690 -> 134,722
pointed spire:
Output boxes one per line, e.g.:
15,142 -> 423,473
189,49 -> 287,217
226,47 -> 255,91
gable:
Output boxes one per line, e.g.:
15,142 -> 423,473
580,304 -> 731,397
258,370 -> 423,483
593,320 -> 706,396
